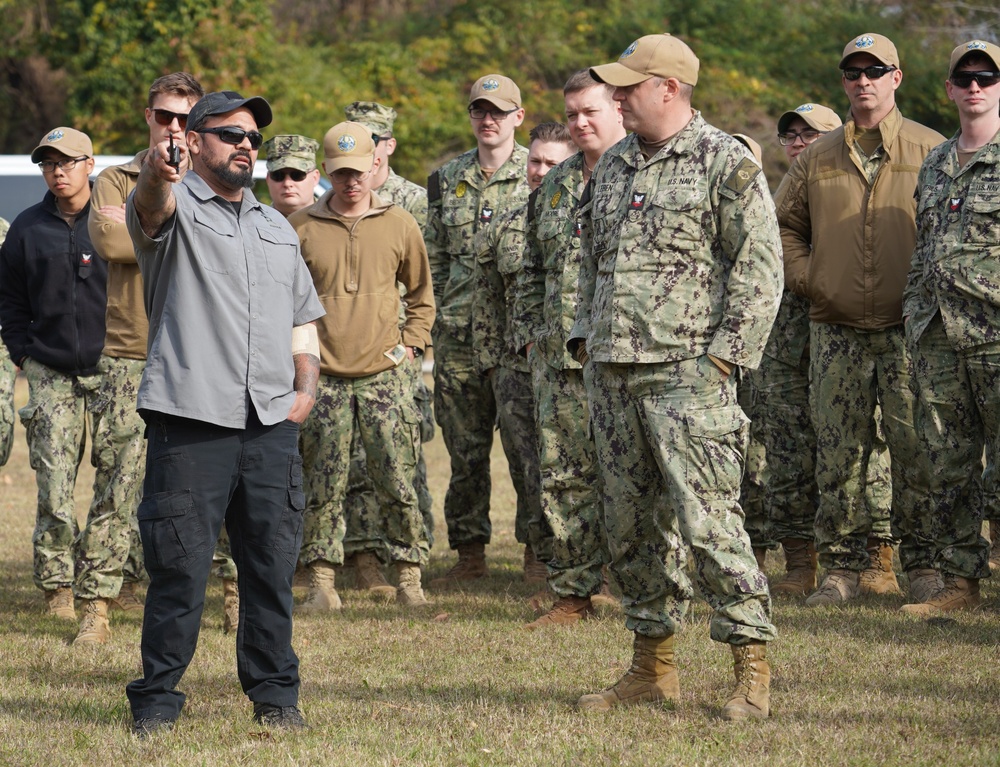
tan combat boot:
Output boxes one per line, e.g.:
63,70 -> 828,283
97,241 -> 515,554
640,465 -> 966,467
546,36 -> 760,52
752,547 -> 767,571
905,568 -> 942,605
720,642 -> 770,720
73,598 -> 111,645
591,566 -> 620,610
525,595 -> 594,630
396,562 -> 429,607
222,578 -> 240,633
46,587 -> 76,620
900,575 -> 980,617
522,545 -> 548,585
112,581 -> 144,612
804,569 -> 860,607
577,634 -> 680,710
299,562 -> 342,612
355,552 -> 396,599
429,543 -> 487,589
858,538 -> 902,595
990,521 -> 1000,573
771,539 -> 818,596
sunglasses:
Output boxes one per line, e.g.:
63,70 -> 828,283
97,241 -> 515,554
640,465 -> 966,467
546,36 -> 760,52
269,168 -> 309,183
842,65 -> 897,81
152,108 -> 189,128
950,70 -> 1000,89
197,126 -> 264,150
371,134 -> 391,146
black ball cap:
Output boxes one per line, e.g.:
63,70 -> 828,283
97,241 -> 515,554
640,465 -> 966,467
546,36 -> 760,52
187,91 -> 273,132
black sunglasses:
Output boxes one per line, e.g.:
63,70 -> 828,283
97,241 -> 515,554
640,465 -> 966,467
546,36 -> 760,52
151,108 -> 189,128
950,70 -> 1000,89
269,168 -> 308,182
842,65 -> 897,81
197,126 -> 264,150
371,134 -> 391,146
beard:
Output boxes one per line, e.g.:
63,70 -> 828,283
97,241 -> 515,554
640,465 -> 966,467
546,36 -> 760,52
203,149 -> 254,189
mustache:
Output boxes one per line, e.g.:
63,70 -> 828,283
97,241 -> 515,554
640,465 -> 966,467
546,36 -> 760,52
229,150 -> 252,163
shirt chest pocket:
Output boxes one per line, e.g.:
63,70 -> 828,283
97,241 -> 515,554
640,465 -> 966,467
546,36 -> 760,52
648,185 -> 708,246
441,202 -> 478,254
193,209 -> 238,274
496,228 -> 527,275
537,210 -> 576,270
257,226 -> 300,287
963,194 -> 1000,246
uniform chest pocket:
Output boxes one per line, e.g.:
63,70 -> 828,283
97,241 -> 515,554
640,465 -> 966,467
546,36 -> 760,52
963,194 -> 1000,245
497,228 -> 527,275
441,202 -> 478,253
648,186 -> 707,244
257,226 -> 300,286
192,209 -> 238,274
537,212 -> 575,270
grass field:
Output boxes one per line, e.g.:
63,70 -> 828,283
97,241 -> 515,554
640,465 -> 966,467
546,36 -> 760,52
0,374 -> 998,767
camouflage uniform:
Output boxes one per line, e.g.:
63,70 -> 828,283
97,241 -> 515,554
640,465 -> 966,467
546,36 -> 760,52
512,154 -> 608,597
262,133 -> 320,173
569,115 -> 780,642
0,217 -> 13,468
738,374 -> 771,551
473,202 -> 551,559
426,143 -> 529,548
902,129 -> 998,580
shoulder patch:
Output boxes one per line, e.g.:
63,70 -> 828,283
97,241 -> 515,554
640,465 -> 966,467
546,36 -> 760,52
724,157 -> 761,196
427,171 -> 441,204
527,188 -> 540,224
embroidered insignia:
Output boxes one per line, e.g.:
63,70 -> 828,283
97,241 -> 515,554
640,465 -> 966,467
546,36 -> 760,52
574,218 -> 582,237
80,253 -> 93,265
630,192 -> 646,209
854,35 -> 875,49
337,134 -> 356,152
620,41 -> 638,59
47,129 -> 65,142
795,104 -> 815,114
550,190 -> 562,209
724,157 -> 761,195
482,78 -> 500,92
949,198 -> 963,212
967,41 -> 988,51
456,181 -> 467,198
480,204 -> 493,224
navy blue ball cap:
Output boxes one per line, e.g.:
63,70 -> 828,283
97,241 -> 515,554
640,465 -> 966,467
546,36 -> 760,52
187,91 -> 273,132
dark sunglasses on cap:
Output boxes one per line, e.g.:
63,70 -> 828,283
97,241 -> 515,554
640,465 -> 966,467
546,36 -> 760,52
151,108 -> 189,128
196,126 -> 264,150
269,168 -> 309,182
842,65 -> 897,81
950,70 -> 1000,89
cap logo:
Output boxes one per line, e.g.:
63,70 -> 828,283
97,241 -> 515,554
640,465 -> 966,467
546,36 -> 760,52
620,41 -> 638,60
46,129 -> 64,142
482,78 -> 500,92
854,35 -> 875,50
967,41 -> 988,51
337,134 -> 357,153
795,104 -> 815,114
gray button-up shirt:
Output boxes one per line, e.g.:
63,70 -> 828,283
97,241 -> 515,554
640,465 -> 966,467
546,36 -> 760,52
127,171 -> 324,428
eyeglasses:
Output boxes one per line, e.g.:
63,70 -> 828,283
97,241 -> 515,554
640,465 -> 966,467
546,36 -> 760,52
842,65 -> 897,81
777,130 -> 825,146
468,106 -> 517,121
949,70 -> 1000,89
38,156 -> 88,173
152,108 -> 189,128
371,134 -> 391,146
269,168 -> 309,183
329,168 -> 371,184
197,126 -> 264,150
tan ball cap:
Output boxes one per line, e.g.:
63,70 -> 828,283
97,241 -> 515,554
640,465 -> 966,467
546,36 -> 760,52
840,33 -> 899,69
949,40 -> 1000,75
469,75 -> 521,110
777,103 -> 843,135
30,127 -> 93,163
590,34 -> 700,88
322,121 -> 375,174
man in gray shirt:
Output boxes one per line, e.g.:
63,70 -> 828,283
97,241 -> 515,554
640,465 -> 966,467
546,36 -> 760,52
124,90 -> 324,736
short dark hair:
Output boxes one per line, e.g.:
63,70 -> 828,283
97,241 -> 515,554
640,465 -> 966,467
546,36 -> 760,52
563,69 -> 614,98
529,121 -> 573,146
954,52 -> 994,72
148,72 -> 204,108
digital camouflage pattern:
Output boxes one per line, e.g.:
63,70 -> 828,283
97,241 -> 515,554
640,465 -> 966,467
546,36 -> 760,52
299,365 -> 427,567
738,372 -> 771,551
19,358 -> 103,590
515,155 -> 608,598
570,114 -> 781,641
427,143 -> 528,547
74,355 -> 147,599
262,134 -> 319,173
344,101 -> 398,137
379,169 -> 428,229
902,132 -> 999,579
809,322 -> 932,572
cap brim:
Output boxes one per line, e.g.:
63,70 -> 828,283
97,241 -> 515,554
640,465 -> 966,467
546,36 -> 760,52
839,52 -> 894,69
30,144 -> 85,163
323,157 -> 373,174
469,96 -> 519,111
590,62 -> 652,87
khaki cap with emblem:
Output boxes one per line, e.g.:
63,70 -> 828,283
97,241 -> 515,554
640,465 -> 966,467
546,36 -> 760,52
30,127 -> 93,163
344,101 -> 398,136
263,134 -> 319,173
469,75 -> 521,110
949,39 -> 1000,75
839,33 -> 899,69
777,103 -> 843,135
590,34 -> 700,88
322,121 -> 375,174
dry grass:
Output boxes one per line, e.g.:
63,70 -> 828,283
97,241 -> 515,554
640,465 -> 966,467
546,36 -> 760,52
1,374 -> 999,767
